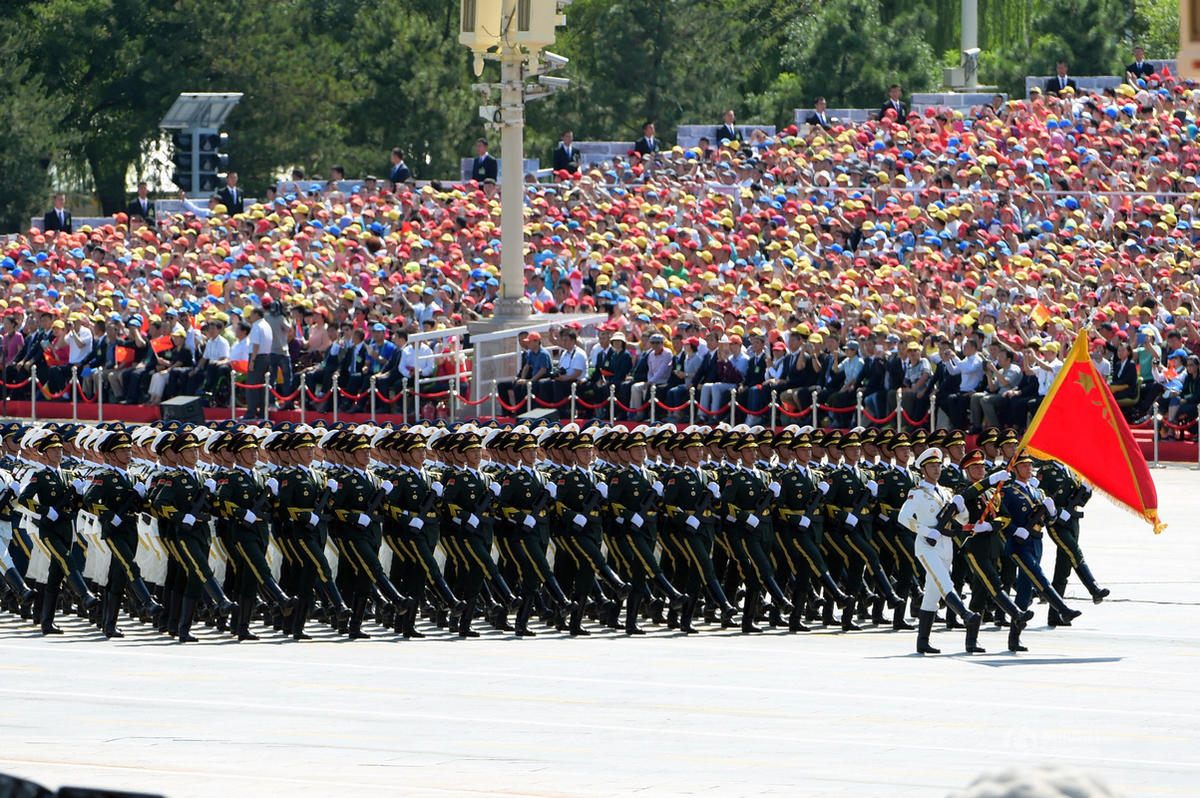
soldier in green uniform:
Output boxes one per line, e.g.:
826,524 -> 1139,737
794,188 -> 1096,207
873,431 -> 919,629
953,449 -> 1034,653
147,431 -> 235,642
1037,457 -> 1109,626
214,431 -> 296,640
19,428 -> 98,635
81,430 -> 163,638
662,430 -> 737,633
327,431 -> 414,640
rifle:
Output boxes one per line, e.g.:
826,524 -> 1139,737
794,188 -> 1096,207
1061,481 -> 1092,516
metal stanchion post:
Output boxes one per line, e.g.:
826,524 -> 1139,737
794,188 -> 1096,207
810,390 -> 818,427
929,391 -> 937,433
688,386 -> 696,426
1152,413 -> 1160,468
370,376 -> 377,422
569,382 -> 577,423
332,373 -> 339,425
71,366 -> 78,422
728,391 -> 736,425
525,384 -> 533,417
856,390 -> 863,428
30,366 -> 37,422
770,389 -> 778,429
608,384 -> 616,424
299,373 -> 307,423
263,383 -> 270,423
230,375 -> 236,421
649,384 -> 657,424
97,368 -> 104,423
895,388 -> 903,432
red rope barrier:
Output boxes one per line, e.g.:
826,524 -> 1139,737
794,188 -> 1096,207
533,396 -> 571,409
777,405 -> 813,418
305,388 -> 330,402
458,394 -> 491,406
39,385 -> 71,400
236,382 -> 267,390
412,390 -> 449,399
861,408 -> 898,424
575,398 -> 608,409
375,391 -> 403,404
338,388 -> 370,401
654,399 -> 690,412
901,409 -> 930,426
4,379 -> 30,390
77,386 -> 97,404
697,404 -> 731,416
615,399 -> 651,414
270,387 -> 300,402
496,397 -> 526,413
1160,417 -> 1198,431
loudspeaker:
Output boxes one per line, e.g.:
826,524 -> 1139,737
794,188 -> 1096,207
159,395 -> 204,424
517,407 -> 559,424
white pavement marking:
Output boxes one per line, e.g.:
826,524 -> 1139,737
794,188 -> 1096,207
0,467 -> 1197,797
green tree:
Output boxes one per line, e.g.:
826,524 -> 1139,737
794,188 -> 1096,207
0,52 -> 71,231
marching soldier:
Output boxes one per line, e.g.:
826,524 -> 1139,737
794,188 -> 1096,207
80,430 -> 163,637
897,447 -> 978,654
999,453 -> 1082,627
1037,457 -> 1109,624
147,430 -> 235,642
872,431 -> 919,630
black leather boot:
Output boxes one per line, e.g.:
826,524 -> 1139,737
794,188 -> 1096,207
1007,616 -> 1028,652
177,598 -> 198,643
820,571 -> 851,606
624,590 -> 645,636
202,577 -> 235,617
679,595 -> 699,634
943,591 -> 980,627
261,577 -> 297,616
40,584 -> 62,635
514,593 -> 536,637
1041,584 -> 1082,623
993,591 -> 1035,625
841,597 -> 862,631
704,580 -> 738,627
292,600 -> 313,640
789,583 -> 810,632
349,595 -> 372,639
66,570 -> 99,610
764,576 -> 794,615
892,601 -> 915,631
102,589 -> 124,639
875,571 -> 902,608
316,579 -> 353,621
871,595 -> 887,626
129,578 -> 163,620
1077,564 -> 1110,604
236,594 -> 259,641
653,573 -> 686,610
965,615 -> 985,654
916,610 -> 940,654
567,601 -> 590,636
598,565 -> 631,601
4,567 -> 34,606
741,591 -> 762,634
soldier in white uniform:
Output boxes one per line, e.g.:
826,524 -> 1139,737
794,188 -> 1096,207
898,447 -> 979,655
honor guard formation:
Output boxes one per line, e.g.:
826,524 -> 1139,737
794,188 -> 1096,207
0,419 -> 1110,653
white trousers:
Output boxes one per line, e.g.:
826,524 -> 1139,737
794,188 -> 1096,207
914,534 -> 955,612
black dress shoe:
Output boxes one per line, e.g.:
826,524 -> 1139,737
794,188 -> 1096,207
41,625 -> 63,636
458,628 -> 481,638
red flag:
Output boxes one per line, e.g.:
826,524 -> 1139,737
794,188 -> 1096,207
231,360 -> 248,374
150,335 -> 173,354
1019,330 -> 1165,533
114,346 -> 134,366
43,350 -> 62,367
1030,302 -> 1052,327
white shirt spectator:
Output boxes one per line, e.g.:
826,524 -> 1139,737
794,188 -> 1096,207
230,337 -> 251,363
66,325 -> 93,365
558,346 -> 587,380
249,318 -> 273,358
944,351 -> 984,392
203,335 -> 231,362
399,342 -> 435,378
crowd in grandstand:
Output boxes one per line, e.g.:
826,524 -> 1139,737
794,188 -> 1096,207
1,69 -> 1199,435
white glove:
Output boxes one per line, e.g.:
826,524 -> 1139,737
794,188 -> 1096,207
572,513 -> 587,527
133,482 -> 147,498
243,510 -> 257,524
725,514 -> 736,523
381,480 -> 394,494
182,513 -> 196,527
204,478 -> 216,492
746,515 -> 759,529
545,481 -> 557,498
988,470 -> 1009,485
878,512 -> 889,521
1042,497 -> 1056,514
923,527 -> 942,542
1014,527 -> 1030,540
614,516 -> 625,525
72,478 -> 85,494
1058,509 -> 1071,522
799,516 -> 811,529
768,481 -> 781,497
266,477 -> 279,495
111,514 -> 122,527
974,521 -> 992,533
685,515 -> 700,530
410,517 -> 424,530
467,514 -> 480,528
818,481 -> 830,494
46,507 -> 58,522
706,482 -> 720,498
596,481 -> 609,498
327,479 -> 339,493
357,512 -> 370,527
952,495 -> 966,513
431,481 -> 444,496
308,513 -> 319,527
652,480 -> 664,496
489,482 -> 501,497
866,480 -> 878,496
631,513 -> 643,528
845,512 -> 857,527
523,514 -> 536,529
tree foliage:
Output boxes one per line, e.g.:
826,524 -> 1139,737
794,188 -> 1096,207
0,0 -> 1183,220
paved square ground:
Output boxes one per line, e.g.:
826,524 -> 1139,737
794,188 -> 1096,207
1,467 -> 1197,797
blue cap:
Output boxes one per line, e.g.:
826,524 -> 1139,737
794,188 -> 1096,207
372,322 -> 387,332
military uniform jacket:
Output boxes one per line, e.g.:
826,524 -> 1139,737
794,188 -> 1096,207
959,478 -> 1005,560
386,464 -> 443,537
274,465 -> 328,536
722,464 -> 774,535
1037,460 -> 1089,533
215,466 -> 270,545
609,463 -> 662,536
876,463 -> 915,531
441,466 -> 496,537
775,462 -> 824,534
81,466 -> 143,545
825,463 -> 875,528
18,466 -> 76,543
330,468 -> 384,541
1000,481 -> 1052,540
497,465 -> 552,535
662,465 -> 716,535
552,466 -> 602,535
148,467 -> 211,543
898,480 -> 966,534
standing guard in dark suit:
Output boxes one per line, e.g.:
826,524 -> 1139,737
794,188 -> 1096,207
1125,47 -> 1155,81
633,122 -> 658,156
125,182 -> 155,225
879,84 -> 908,124
388,146 -> 412,187
715,109 -> 738,145
470,138 -> 499,183
1043,61 -> 1078,97
42,193 -> 72,233
552,131 -> 581,174
214,172 -> 244,214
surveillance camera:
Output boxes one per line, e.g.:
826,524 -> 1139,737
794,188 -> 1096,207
963,47 -> 981,58
538,75 -> 570,89
479,105 -> 500,123
541,51 -> 569,71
